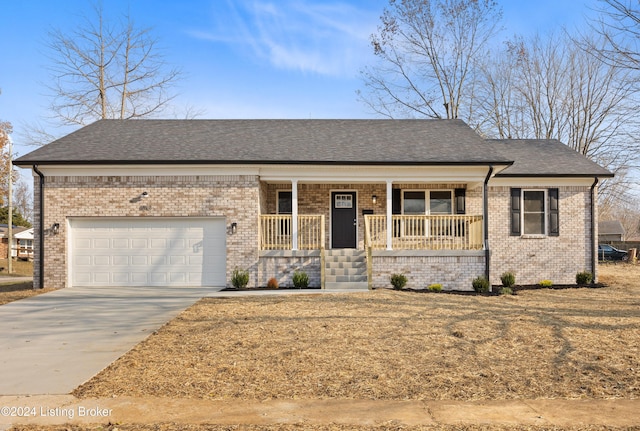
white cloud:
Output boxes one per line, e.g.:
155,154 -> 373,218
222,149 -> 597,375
190,0 -> 379,77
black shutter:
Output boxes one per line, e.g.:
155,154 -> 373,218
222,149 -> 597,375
511,188 -> 521,236
548,188 -> 559,236
454,188 -> 466,214
392,188 -> 402,215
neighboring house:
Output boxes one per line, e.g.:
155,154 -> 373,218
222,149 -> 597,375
14,228 -> 34,260
13,119 -> 612,290
0,225 -> 33,260
598,220 -> 625,242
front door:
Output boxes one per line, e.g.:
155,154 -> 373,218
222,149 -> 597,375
331,191 -> 357,248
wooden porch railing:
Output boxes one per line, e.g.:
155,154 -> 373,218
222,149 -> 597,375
259,215 -> 325,250
364,214 -> 483,250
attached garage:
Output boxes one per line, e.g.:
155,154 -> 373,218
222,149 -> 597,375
69,217 -> 226,287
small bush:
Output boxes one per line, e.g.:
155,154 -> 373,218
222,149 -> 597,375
539,279 -> 553,287
576,271 -> 593,285
231,268 -> 249,289
472,276 -> 490,293
390,273 -> 408,289
500,271 -> 516,288
500,287 -> 513,296
428,283 -> 443,292
292,270 -> 309,289
267,277 -> 279,289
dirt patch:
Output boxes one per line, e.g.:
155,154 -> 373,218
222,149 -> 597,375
73,265 -> 640,402
0,281 -> 54,305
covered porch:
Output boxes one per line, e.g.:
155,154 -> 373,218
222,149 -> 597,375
256,164 -> 495,291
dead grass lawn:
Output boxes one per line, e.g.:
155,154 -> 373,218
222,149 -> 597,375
0,281 -> 55,305
10,424 -> 636,431
74,264 -> 640,402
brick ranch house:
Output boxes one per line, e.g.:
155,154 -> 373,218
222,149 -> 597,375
13,119 -> 612,291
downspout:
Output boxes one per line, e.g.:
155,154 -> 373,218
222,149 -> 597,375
33,165 -> 45,289
591,177 -> 599,284
483,166 -> 494,289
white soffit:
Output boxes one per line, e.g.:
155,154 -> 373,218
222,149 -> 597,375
34,164 -> 509,184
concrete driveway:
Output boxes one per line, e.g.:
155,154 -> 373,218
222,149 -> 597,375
0,285 -> 216,395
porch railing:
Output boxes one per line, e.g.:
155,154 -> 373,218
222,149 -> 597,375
365,214 -> 483,250
259,215 -> 325,250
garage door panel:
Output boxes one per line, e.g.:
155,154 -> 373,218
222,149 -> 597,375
131,256 -> 148,266
70,217 -> 226,287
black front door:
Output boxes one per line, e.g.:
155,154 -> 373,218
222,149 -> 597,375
331,191 -> 357,248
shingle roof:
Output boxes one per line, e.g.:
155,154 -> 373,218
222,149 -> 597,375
599,220 -> 625,235
13,119 -> 510,166
489,139 -> 613,177
13,120 -> 613,178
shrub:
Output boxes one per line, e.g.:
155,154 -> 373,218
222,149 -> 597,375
428,283 -> 443,292
231,268 -> 249,289
500,271 -> 516,288
576,271 -> 593,285
390,273 -> 408,289
292,270 -> 309,289
539,279 -> 553,287
267,277 -> 279,289
472,276 -> 490,293
500,287 -> 513,296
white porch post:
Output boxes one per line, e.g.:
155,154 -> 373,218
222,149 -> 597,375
292,179 -> 299,251
386,180 -> 393,250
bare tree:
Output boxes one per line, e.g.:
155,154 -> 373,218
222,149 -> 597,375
12,180 -> 33,224
587,0 -> 640,73
44,3 -> 181,128
478,32 -> 639,168
359,0 -> 502,120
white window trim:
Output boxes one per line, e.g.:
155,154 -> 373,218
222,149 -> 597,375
521,189 -> 547,238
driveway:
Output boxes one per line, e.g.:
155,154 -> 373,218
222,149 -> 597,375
0,285 -> 216,395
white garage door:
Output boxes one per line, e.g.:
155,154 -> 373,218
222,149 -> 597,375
70,217 -> 226,287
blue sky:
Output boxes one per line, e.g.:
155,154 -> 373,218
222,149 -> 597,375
0,0 -> 597,161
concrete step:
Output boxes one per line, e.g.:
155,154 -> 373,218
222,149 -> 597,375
325,274 -> 368,283
325,260 -> 367,270
324,281 -> 369,290
324,249 -> 368,285
327,267 -> 367,277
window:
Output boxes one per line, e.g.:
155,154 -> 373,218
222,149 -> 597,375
277,191 -> 292,214
277,191 -> 292,235
402,190 -> 453,215
334,193 -> 353,208
430,191 -> 452,214
523,190 -> 545,235
400,190 -> 454,237
403,191 -> 426,215
510,188 -> 559,237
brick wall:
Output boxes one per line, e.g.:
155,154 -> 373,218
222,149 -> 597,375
371,252 -> 485,291
257,252 -> 321,288
487,185 -> 593,285
36,175 -> 260,289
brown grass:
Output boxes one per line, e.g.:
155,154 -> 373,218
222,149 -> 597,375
0,258 -> 34,276
10,423 -> 636,431
74,264 -> 640,402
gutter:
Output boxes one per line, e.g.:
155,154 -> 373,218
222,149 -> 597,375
591,177 -> 599,283
32,165 -> 45,289
484,165 -> 494,288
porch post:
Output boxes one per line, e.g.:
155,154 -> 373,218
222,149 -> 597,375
386,180 -> 393,250
292,179 -> 299,250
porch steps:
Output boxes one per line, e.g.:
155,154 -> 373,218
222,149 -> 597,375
324,249 -> 369,290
